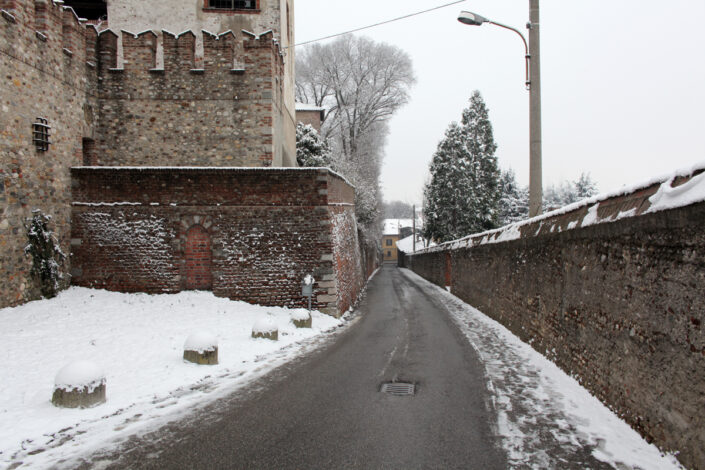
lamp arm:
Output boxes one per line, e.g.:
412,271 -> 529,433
488,20 -> 531,89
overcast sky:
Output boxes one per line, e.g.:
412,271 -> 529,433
295,0 -> 705,205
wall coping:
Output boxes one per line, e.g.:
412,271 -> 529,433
414,162 -> 705,255
71,166 -> 354,189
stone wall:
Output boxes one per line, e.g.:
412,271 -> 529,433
71,167 -> 367,316
95,29 -> 286,167
104,0 -> 297,167
0,0 -> 97,308
404,171 -> 705,469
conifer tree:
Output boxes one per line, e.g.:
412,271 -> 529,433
573,172 -> 598,200
24,210 -> 66,298
423,91 -> 501,242
296,122 -> 332,167
498,169 -> 529,225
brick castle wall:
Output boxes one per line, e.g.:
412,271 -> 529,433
405,175 -> 705,469
0,0 -> 296,308
0,0 -> 98,307
71,168 -> 367,316
95,29 -> 285,168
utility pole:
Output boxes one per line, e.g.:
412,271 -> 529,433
412,205 -> 416,253
528,0 -> 543,217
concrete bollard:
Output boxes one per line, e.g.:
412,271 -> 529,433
183,332 -> 219,365
252,317 -> 278,340
291,309 -> 312,328
52,360 -> 106,408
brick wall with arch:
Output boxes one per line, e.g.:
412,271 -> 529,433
70,167 -> 375,317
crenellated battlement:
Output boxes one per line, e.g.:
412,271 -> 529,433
93,28 -> 284,74
162,30 -> 196,70
1,0 -> 99,77
0,0 -> 284,76
121,29 -> 157,70
93,28 -> 286,169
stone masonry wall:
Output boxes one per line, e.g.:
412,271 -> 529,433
105,0 -> 297,167
71,168 -> 365,316
405,173 -> 705,469
95,29 -> 284,167
0,0 -> 97,308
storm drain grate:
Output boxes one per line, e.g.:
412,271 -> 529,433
380,382 -> 415,396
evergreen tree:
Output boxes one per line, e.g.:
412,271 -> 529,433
543,172 -> 599,211
574,172 -> 598,200
423,91 -> 501,242
24,210 -> 66,298
498,169 -> 529,225
295,122 -> 332,167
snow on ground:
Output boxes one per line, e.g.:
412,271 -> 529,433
400,269 -> 684,470
0,288 -> 344,469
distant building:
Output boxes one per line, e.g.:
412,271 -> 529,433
382,219 -> 414,263
295,102 -> 326,133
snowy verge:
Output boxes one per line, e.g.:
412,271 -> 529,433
0,288 -> 345,468
399,269 -> 684,470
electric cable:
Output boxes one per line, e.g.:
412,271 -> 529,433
293,0 -> 466,47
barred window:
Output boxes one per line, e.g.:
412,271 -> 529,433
33,118 -> 50,152
208,0 -> 257,9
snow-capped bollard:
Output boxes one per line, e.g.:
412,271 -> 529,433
252,317 -> 278,340
183,331 -> 219,365
291,309 -> 312,329
52,360 -> 106,409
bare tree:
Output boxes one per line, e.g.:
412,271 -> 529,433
297,35 -> 416,233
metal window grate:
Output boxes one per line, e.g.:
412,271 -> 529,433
208,0 -> 256,9
33,118 -> 51,152
380,382 -> 415,396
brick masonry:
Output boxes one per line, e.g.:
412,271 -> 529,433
71,168 -> 370,317
404,178 -> 705,470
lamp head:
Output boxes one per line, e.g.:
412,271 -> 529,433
458,11 -> 488,26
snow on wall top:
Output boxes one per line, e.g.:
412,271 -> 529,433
295,102 -> 326,112
396,234 -> 435,253
413,161 -> 705,255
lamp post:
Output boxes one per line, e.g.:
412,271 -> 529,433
458,1 -> 543,217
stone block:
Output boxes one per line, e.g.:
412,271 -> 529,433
252,330 -> 278,341
52,383 -> 107,409
293,316 -> 312,328
183,347 -> 218,365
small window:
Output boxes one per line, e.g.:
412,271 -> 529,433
387,251 -> 392,257
386,239 -> 392,246
82,138 -> 96,165
207,0 -> 257,9
33,118 -> 51,152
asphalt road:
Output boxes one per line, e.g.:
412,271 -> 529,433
83,265 -> 507,469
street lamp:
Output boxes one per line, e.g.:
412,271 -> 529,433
458,2 -> 543,217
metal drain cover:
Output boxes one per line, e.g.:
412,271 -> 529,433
380,382 -> 415,396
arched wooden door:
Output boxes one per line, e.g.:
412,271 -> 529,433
185,225 -> 212,290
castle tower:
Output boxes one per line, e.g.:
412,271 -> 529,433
96,0 -> 296,168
